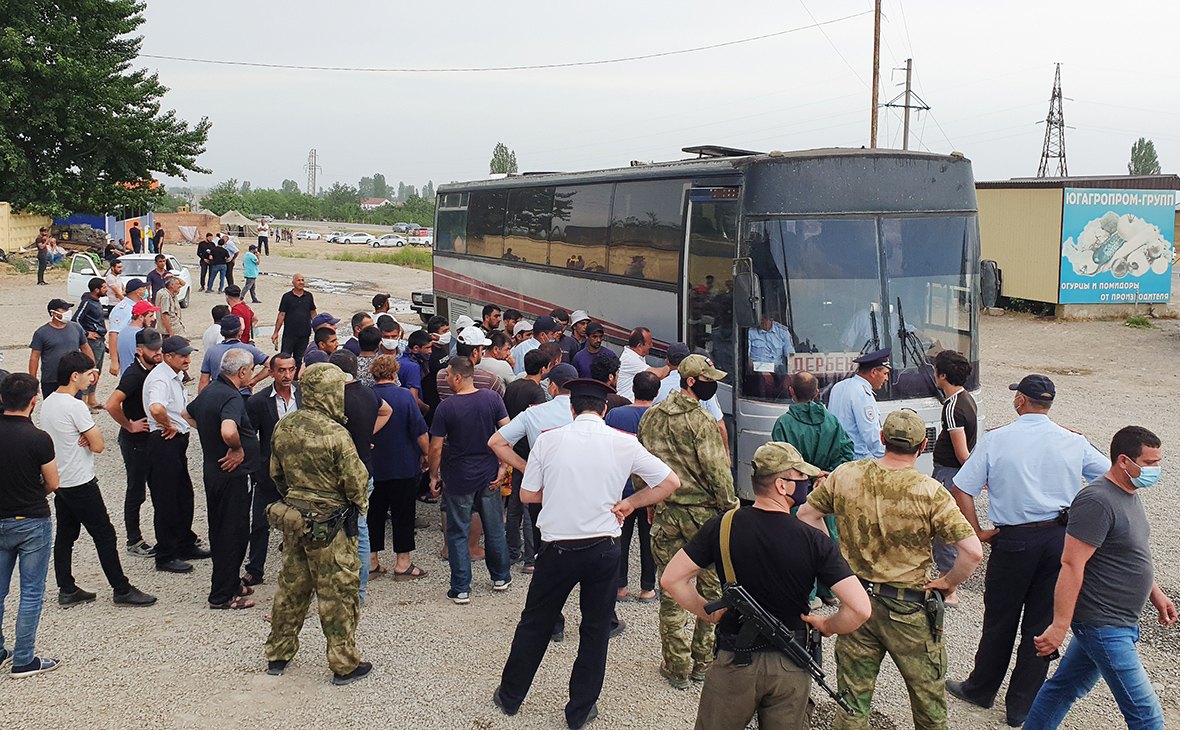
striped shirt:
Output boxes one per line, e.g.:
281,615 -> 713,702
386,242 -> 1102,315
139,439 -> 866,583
435,364 -> 506,401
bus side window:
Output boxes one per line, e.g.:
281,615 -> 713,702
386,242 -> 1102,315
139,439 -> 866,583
505,187 -> 553,265
608,180 -> 685,283
467,189 -> 508,259
686,200 -> 738,383
549,184 -> 611,273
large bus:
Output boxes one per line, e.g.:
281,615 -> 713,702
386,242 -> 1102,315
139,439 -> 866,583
427,146 -> 981,498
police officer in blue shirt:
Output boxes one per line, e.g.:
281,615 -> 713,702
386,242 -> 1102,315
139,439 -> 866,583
747,314 -> 795,398
827,349 -> 890,460
946,374 -> 1110,727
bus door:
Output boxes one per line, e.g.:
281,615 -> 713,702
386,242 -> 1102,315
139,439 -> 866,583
683,188 -> 740,458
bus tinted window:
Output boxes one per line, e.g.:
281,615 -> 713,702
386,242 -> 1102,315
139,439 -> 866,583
609,180 -> 686,283
505,187 -> 553,265
687,200 -> 738,383
467,189 -> 508,258
550,184 -> 611,273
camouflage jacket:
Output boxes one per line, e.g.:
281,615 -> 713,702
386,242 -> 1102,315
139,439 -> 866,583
638,390 -> 737,513
807,458 -> 974,589
271,364 -> 370,516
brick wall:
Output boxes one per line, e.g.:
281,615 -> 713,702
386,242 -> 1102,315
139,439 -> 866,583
154,213 -> 221,244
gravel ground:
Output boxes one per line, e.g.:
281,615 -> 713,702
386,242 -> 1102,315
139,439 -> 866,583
2,256 -> 1180,728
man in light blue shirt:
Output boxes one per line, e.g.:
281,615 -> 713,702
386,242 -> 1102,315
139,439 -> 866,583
510,321 -> 538,376
197,315 -> 271,395
946,374 -> 1110,727
827,349 -> 890,460
747,315 -> 795,398
117,300 -> 161,376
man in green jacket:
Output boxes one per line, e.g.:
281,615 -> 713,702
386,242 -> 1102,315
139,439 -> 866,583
771,371 -> 855,605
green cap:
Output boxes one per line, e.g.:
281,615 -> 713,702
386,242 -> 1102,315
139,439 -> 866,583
881,409 -> 927,448
752,442 -> 821,478
678,354 -> 727,381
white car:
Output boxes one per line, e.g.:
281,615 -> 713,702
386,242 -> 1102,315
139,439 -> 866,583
340,231 -> 378,245
67,252 -> 192,309
373,233 -> 408,248
411,235 -> 433,247
326,231 -> 348,243
295,229 -> 321,240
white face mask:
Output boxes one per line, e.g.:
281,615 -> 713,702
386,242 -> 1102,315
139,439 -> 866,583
437,332 -> 452,346
381,338 -> 400,351
51,310 -> 68,322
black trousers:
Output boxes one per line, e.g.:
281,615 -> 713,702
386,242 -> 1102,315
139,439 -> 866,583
963,523 -> 1065,722
225,261 -> 236,287
39,380 -> 57,399
499,537 -> 621,726
118,431 -> 150,545
147,431 -> 199,565
619,508 -> 656,592
204,470 -> 252,605
54,479 -> 131,593
245,468 -> 281,580
199,261 -> 209,289
281,333 -> 309,369
37,253 -> 47,284
369,476 -> 419,554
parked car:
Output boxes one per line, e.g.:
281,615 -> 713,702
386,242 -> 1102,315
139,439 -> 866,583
340,231 -> 378,245
373,234 -> 408,248
68,252 -> 192,310
411,235 -> 433,247
409,227 -> 433,237
260,214 -> 276,222
410,288 -> 435,323
391,222 -> 413,234
326,231 -> 348,243
295,229 -> 322,240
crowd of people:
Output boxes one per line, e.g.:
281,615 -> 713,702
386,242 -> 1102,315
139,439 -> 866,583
0,275 -> 1174,730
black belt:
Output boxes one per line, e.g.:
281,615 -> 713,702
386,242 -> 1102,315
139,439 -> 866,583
547,536 -> 617,552
717,629 -> 809,654
999,519 -> 1061,529
860,579 -> 927,604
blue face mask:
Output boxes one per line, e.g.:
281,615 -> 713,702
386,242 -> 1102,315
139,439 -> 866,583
1126,463 -> 1161,489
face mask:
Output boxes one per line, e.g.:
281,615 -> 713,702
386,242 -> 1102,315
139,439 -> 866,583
409,350 -> 429,364
1125,463 -> 1161,489
437,333 -> 452,346
778,478 -> 809,505
690,379 -> 718,401
51,311 -> 67,322
381,338 -> 399,351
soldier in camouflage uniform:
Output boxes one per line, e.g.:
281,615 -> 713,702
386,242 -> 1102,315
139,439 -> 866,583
264,364 -> 373,685
798,410 -> 983,730
638,354 -> 738,689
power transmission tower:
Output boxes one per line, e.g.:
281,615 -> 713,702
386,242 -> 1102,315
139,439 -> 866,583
1037,64 -> 1068,177
304,149 -> 322,195
883,59 -> 930,150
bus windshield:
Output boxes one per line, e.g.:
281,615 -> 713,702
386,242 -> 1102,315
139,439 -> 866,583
738,215 -> 979,402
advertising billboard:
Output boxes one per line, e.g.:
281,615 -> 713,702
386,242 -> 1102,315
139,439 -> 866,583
1060,188 -> 1175,304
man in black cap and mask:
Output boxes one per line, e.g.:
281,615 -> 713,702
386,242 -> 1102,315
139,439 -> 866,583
494,378 -> 681,730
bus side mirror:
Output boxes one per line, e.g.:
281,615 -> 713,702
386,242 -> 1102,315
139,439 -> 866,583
733,264 -> 761,329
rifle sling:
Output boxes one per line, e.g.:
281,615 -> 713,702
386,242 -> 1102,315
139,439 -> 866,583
719,507 -> 739,584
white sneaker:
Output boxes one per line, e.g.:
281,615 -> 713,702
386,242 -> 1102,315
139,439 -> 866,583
449,591 -> 471,605
493,579 -> 512,592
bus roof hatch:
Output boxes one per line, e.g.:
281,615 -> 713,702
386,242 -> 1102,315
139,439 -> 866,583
682,145 -> 763,159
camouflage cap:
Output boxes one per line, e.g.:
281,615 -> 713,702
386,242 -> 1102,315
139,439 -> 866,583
752,441 -> 821,478
300,363 -> 347,424
678,354 -> 727,381
881,409 -> 927,448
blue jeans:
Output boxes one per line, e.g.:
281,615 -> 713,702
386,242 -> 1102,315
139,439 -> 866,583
208,264 -> 226,292
1025,623 -> 1163,730
358,478 -> 373,604
443,486 -> 510,594
0,517 -> 53,666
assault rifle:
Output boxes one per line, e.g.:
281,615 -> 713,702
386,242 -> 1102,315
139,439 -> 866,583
705,583 -> 854,714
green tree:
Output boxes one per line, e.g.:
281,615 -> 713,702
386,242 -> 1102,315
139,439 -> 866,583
397,181 -> 406,202
490,142 -> 518,175
281,179 -> 301,197
1129,138 -> 1161,175
423,180 -> 435,200
201,179 -> 245,215
373,173 -> 387,199
0,0 -> 210,217
155,186 -> 190,213
359,176 -> 375,199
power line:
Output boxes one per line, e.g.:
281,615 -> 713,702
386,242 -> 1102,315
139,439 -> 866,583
798,0 -> 872,89
141,11 -> 871,74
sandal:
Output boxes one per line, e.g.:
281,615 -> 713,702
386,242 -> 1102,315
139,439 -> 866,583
369,564 -> 388,575
241,574 -> 263,587
636,590 -> 659,603
211,595 -> 255,610
238,585 -> 255,597
393,563 -> 428,581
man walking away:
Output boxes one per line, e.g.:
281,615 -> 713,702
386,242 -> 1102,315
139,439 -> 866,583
40,352 -> 156,608
29,299 -> 92,398
242,246 -> 261,303
1025,426 -> 1176,730
129,220 -> 142,254
0,373 -> 62,677
73,277 -> 109,410
272,275 -> 317,369
103,328 -> 164,558
265,364 -> 371,685
226,285 -> 256,345
947,374 -> 1109,727
152,222 -> 165,255
930,350 -> 977,606
187,349 -> 260,610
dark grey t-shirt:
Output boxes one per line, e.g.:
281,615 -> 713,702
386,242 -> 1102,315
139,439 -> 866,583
1068,476 -> 1154,627
30,322 -> 87,385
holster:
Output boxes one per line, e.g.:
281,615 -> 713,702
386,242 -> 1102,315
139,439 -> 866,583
306,505 -> 351,549
925,590 -> 946,644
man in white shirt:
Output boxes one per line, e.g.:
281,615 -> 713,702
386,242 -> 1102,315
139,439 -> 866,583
494,377 -> 680,729
107,278 -> 147,376
144,335 -> 208,574
509,320 -> 537,374
104,260 -> 125,302
257,219 -> 270,256
616,326 -> 653,401
221,233 -> 240,287
202,304 -> 230,353
41,350 -> 156,607
480,331 -> 516,384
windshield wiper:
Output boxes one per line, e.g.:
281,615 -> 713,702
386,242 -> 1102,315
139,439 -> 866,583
896,297 -> 940,399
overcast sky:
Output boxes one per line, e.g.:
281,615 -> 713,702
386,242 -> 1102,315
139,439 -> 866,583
141,0 -> 1179,193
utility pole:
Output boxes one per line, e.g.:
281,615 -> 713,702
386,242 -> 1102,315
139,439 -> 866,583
304,149 -> 322,196
883,59 -> 930,150
870,0 -> 881,148
1037,63 -> 1068,177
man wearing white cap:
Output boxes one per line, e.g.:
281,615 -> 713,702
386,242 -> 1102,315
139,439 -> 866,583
559,310 -> 590,364
510,320 -> 537,375
451,315 -> 476,358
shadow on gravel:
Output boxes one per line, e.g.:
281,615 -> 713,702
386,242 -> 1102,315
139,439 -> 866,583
1138,586 -> 1180,650
811,700 -> 902,729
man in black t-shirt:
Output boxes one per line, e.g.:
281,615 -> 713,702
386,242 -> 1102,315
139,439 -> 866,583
197,233 -> 216,291
662,442 -> 871,730
501,348 -> 549,569
930,349 -> 977,599
272,274 -> 317,369
420,315 -> 451,422
0,373 -> 62,676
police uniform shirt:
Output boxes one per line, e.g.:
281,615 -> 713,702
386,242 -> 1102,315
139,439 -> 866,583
747,321 -> 795,373
521,413 -> 671,542
953,413 -> 1110,526
497,394 -> 571,448
827,374 -> 884,459
143,362 -> 190,433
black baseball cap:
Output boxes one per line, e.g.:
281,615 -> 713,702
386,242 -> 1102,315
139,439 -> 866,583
162,336 -> 197,355
1010,374 -> 1055,401
125,278 -> 147,295
47,298 -> 74,313
534,315 -> 560,334
135,328 -> 164,351
220,314 -> 243,334
547,363 -> 579,387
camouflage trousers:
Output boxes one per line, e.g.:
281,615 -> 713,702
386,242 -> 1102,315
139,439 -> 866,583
265,529 -> 362,675
834,595 -> 948,730
651,506 -> 722,679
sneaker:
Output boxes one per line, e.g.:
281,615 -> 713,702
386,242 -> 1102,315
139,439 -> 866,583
332,661 -> 372,686
492,685 -> 519,716
266,660 -> 289,676
448,590 -> 471,605
808,597 -> 823,611
551,626 -> 564,643
521,563 -> 535,574
126,540 -> 157,558
609,618 -> 627,639
660,663 -> 689,690
113,586 -> 157,606
568,702 -> 599,730
493,578 -> 512,592
690,662 -> 710,682
0,648 -> 11,670
11,657 -> 61,678
58,587 -> 96,607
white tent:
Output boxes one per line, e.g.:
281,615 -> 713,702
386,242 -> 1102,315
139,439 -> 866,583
219,210 -> 258,238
